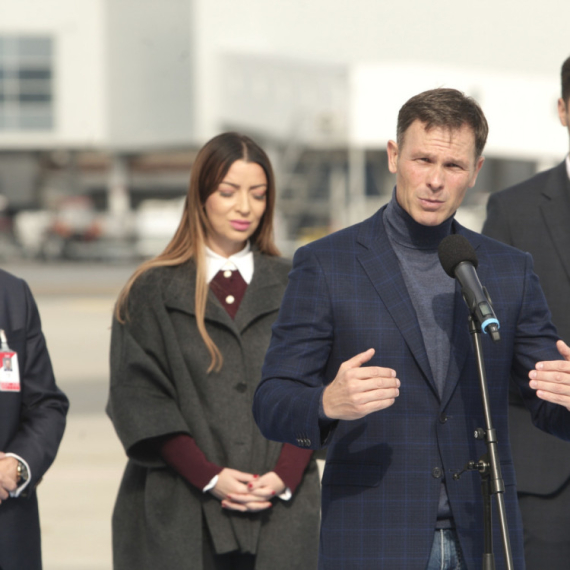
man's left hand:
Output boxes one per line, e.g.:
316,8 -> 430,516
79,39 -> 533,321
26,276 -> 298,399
530,340 -> 570,410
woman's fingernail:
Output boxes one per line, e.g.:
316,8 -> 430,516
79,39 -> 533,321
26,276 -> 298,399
254,474 -> 259,478
271,490 -> 276,495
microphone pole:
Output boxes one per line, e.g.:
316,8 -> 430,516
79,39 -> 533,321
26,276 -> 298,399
464,315 -> 514,570
439,235 -> 514,570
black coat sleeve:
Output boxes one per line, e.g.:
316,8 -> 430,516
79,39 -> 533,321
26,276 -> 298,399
2,277 -> 69,489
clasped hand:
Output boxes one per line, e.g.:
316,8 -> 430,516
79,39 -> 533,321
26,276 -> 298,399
323,348 -> 400,420
530,340 -> 570,411
210,468 -> 285,512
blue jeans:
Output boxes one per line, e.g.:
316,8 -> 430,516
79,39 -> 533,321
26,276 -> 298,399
426,529 -> 465,570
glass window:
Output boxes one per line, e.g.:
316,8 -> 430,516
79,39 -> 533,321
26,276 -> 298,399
0,35 -> 54,131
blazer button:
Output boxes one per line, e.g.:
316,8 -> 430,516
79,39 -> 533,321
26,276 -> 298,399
432,467 -> 442,479
235,383 -> 247,393
439,413 -> 448,424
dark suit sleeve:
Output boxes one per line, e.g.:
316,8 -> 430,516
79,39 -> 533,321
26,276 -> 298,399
483,192 -> 529,405
509,254 -> 570,440
482,192 -> 514,246
6,280 -> 68,488
253,245 -> 335,450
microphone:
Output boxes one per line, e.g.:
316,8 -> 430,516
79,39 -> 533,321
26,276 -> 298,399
438,234 -> 501,342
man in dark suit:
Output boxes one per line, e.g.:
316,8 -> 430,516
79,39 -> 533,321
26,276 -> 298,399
253,88 -> 570,569
482,56 -> 570,569
0,268 -> 69,570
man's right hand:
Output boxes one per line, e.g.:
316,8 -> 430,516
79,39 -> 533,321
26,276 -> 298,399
322,348 -> 400,420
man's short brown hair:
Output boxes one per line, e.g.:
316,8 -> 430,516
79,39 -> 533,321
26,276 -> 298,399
396,88 -> 489,158
561,56 -> 570,103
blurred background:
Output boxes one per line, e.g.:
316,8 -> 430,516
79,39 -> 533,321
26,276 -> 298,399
1,0 -> 569,568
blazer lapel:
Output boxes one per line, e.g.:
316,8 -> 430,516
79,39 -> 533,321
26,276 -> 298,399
440,225 -> 484,409
540,162 -> 570,284
356,209 -> 437,394
440,279 -> 472,409
234,253 -> 285,333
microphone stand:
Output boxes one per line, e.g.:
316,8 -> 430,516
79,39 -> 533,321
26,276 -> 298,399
453,316 -> 514,570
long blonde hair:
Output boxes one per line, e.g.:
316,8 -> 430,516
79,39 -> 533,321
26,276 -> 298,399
115,132 -> 280,372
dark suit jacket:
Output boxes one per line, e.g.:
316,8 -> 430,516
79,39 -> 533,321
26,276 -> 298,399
108,253 -> 320,570
0,269 -> 69,570
482,161 -> 570,495
254,207 -> 569,569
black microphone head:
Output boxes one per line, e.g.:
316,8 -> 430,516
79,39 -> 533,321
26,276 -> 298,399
438,234 -> 478,277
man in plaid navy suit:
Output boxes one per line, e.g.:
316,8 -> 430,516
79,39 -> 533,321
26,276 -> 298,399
253,88 -> 570,569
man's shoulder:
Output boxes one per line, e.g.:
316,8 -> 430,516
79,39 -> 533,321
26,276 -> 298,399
0,268 -> 27,296
463,226 -> 530,263
458,224 -> 521,253
299,210 -> 381,256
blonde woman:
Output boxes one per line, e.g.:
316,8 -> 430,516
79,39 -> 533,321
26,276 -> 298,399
107,132 -> 320,570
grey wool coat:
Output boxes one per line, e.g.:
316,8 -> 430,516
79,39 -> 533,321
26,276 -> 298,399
107,252 -> 320,570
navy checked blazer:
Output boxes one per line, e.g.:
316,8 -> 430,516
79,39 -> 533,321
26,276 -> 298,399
253,206 -> 570,570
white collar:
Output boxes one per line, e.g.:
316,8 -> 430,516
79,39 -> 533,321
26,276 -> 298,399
566,154 -> 570,181
205,242 -> 254,284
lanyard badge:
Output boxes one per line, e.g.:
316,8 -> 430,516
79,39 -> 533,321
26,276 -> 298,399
0,329 -> 20,392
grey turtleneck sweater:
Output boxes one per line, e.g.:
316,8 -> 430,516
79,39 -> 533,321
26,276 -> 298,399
383,192 -> 456,527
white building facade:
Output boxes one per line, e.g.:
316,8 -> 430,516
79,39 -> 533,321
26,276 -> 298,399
0,0 -> 569,240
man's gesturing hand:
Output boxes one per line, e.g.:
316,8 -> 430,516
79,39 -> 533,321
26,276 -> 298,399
530,340 -> 570,411
322,348 -> 400,420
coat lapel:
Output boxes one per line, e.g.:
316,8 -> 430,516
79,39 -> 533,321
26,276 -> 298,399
234,252 -> 286,333
163,261 -> 239,336
540,162 -> 570,284
356,209 -> 437,394
162,254 -> 285,338
440,225 -> 484,409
